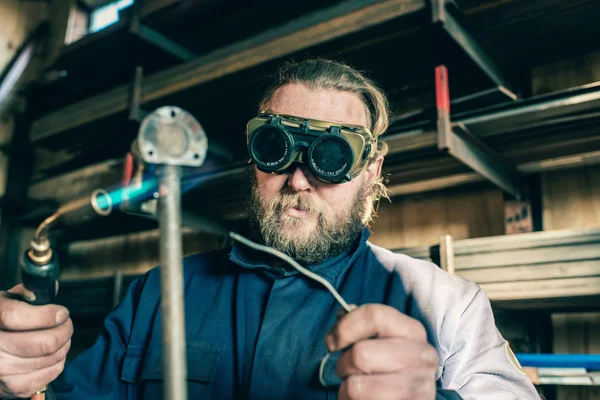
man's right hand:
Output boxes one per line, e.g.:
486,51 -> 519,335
0,284 -> 72,399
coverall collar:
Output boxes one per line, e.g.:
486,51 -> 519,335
229,227 -> 371,287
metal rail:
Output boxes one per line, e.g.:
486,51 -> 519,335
157,165 -> 188,400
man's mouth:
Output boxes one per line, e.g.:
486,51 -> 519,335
286,206 -> 313,219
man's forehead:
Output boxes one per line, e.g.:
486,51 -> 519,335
267,83 -> 369,128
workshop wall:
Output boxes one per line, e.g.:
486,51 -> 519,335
542,166 -> 600,231
542,166 -> 600,400
369,184 -> 504,249
535,51 -> 600,399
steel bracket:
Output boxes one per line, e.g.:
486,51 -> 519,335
431,0 -> 517,99
129,1 -> 196,62
435,65 -> 523,199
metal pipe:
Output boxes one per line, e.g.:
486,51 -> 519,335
516,353 -> 600,370
457,88 -> 600,126
29,189 -> 113,266
157,164 -> 187,400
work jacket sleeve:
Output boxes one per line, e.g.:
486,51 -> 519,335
46,275 -> 147,399
441,288 -> 541,400
436,388 -> 464,399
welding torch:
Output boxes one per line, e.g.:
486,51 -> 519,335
19,189 -> 113,399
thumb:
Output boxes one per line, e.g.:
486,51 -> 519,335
1,284 -> 69,331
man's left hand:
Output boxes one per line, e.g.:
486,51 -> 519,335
325,304 -> 438,400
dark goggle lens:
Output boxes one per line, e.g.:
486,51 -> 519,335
250,126 -> 290,168
309,136 -> 352,180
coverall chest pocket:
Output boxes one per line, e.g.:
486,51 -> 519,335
120,342 -> 224,400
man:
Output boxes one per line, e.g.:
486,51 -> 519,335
0,59 -> 539,399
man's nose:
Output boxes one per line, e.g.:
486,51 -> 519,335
287,164 -> 314,192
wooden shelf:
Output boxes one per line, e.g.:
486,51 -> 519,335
391,227 -> 600,307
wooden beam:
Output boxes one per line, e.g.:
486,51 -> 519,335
480,277 -> 600,301
387,172 -> 482,197
457,261 -> 600,284
439,234 -> 455,274
28,158 -> 123,203
455,243 -> 600,270
31,0 -> 425,141
383,129 -> 437,154
519,150 -> 600,173
452,227 -> 600,254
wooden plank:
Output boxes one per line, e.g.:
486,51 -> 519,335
455,244 -> 600,270
387,172 -> 482,197
382,129 -> 437,154
480,277 -> 600,301
457,260 -> 600,284
452,227 -> 600,254
519,150 -> 600,174
31,0 -> 426,141
27,158 -> 123,203
439,234 -> 455,274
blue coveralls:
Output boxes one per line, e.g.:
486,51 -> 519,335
48,229 -> 539,399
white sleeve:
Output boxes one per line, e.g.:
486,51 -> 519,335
441,288 -> 541,400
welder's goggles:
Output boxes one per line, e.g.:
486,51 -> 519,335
246,113 -> 377,184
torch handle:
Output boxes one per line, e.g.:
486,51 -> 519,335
20,252 -> 60,400
20,251 -> 59,305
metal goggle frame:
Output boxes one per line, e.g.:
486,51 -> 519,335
246,113 -> 377,183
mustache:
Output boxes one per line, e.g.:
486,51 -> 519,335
274,193 -> 319,214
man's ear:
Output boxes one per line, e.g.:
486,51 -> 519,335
366,155 -> 384,186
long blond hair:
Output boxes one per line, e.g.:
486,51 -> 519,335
258,58 -> 390,225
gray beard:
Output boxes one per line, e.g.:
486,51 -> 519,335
247,173 -> 368,265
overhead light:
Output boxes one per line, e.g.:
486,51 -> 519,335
89,0 -> 134,33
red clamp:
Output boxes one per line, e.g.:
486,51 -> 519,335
435,65 -> 450,114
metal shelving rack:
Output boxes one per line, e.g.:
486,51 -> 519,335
3,2 -> 600,392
